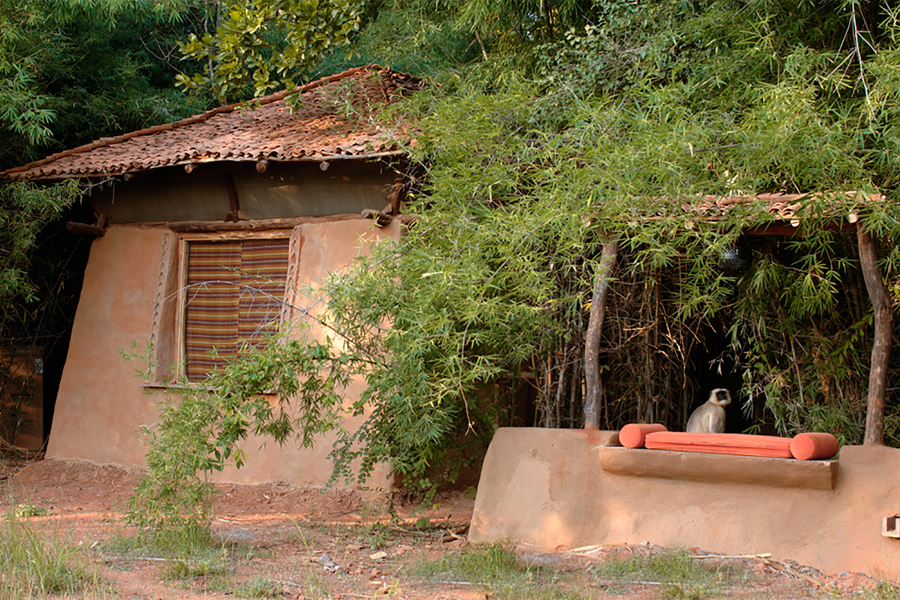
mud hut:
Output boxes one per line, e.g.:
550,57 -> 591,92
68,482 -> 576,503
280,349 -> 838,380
0,65 -> 420,487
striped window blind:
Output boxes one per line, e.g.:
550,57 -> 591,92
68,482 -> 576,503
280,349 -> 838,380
183,238 -> 289,382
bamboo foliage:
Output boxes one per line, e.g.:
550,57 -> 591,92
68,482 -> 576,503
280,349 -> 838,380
127,0 -> 900,502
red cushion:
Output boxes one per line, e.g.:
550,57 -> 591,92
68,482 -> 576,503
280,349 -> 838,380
619,424 -> 668,449
644,432 -> 793,458
790,433 -> 839,460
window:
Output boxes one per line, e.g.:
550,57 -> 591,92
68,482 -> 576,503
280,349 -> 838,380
180,237 -> 290,382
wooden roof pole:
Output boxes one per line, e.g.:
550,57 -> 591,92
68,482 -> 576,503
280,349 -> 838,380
584,237 -> 618,429
857,223 -> 892,445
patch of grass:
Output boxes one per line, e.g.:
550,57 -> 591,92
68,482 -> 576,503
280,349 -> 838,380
595,548 -> 739,599
102,524 -> 233,581
106,526 -> 283,597
414,541 -> 520,583
104,519 -> 215,556
187,572 -> 281,599
412,542 -> 583,599
227,575 -> 281,598
870,581 -> 900,599
0,514 -> 111,598
361,521 -> 394,549
8,503 -> 46,517
164,548 -> 230,579
288,521 -> 333,599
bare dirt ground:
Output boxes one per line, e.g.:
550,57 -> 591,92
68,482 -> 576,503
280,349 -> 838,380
0,456 -> 889,599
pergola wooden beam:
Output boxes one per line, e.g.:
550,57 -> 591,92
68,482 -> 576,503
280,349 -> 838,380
581,212 -> 893,438
742,221 -> 858,236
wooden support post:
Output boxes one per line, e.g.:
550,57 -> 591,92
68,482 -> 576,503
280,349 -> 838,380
857,225 -> 893,445
584,238 -> 618,429
224,171 -> 247,222
388,180 -> 403,216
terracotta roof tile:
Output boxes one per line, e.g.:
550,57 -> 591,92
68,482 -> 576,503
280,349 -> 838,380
2,65 -> 423,181
613,192 -> 883,226
685,192 -> 882,221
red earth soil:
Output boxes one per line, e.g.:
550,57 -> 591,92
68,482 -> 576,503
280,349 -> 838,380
0,457 -> 888,599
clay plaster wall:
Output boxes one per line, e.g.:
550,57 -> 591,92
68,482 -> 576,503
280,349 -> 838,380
47,219 -> 399,489
470,427 -> 900,581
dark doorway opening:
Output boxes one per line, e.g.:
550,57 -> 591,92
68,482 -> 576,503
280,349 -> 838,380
686,319 -> 759,434
1,198 -> 95,450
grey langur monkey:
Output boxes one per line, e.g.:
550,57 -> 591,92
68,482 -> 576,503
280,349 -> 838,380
686,388 -> 732,433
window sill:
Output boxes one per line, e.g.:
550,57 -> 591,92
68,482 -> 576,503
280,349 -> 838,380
141,382 -> 278,396
142,382 -> 188,390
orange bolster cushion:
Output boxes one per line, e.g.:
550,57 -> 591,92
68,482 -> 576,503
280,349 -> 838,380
619,423 -> 668,448
790,433 -> 839,460
644,432 -> 794,458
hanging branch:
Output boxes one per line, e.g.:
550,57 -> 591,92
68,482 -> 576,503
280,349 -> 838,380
584,237 -> 618,429
857,224 -> 892,444
833,0 -> 876,118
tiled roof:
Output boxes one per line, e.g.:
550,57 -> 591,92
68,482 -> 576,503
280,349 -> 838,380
607,192 -> 883,228
686,192 -> 882,222
2,65 -> 423,181
692,193 -> 812,219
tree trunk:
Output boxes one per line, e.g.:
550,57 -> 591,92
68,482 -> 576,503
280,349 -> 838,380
584,239 -> 618,429
857,225 -> 892,445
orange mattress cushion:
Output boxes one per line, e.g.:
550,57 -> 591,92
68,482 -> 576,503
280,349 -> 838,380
790,432 -> 839,460
644,431 -> 794,458
619,423 -> 668,449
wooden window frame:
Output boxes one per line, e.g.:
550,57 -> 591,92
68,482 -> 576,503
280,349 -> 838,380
174,230 -> 292,383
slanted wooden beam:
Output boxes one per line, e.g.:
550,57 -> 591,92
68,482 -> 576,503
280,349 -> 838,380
361,208 -> 394,227
857,224 -> 892,445
584,238 -> 618,429
742,221 -> 858,236
66,222 -> 106,236
168,213 -> 360,232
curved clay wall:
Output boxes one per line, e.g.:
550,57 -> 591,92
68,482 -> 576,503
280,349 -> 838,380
470,427 -> 900,581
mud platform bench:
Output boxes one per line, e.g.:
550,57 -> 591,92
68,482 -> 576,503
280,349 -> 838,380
598,426 -> 839,490
597,446 -> 838,490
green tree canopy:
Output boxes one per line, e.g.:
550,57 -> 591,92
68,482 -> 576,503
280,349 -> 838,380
321,0 -> 900,486
0,0 -> 213,418
0,0 -> 213,168
118,0 -> 900,518
176,0 -> 363,103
